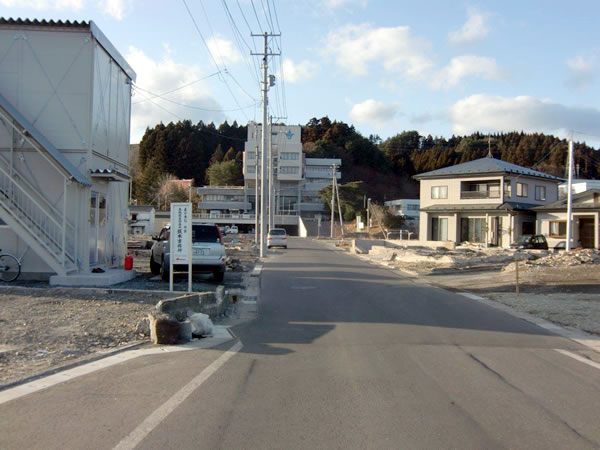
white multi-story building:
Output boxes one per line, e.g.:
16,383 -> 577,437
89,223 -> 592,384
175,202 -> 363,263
196,122 -> 341,234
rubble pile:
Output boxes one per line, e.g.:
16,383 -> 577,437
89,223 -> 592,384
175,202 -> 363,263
527,248 -> 600,267
367,244 -> 517,268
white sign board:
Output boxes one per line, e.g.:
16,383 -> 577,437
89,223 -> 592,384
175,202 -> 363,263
170,202 -> 193,292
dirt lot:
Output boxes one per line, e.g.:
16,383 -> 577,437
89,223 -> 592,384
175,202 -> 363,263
0,233 -> 258,388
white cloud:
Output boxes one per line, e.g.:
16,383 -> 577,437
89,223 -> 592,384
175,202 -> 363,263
449,8 -> 490,44
281,59 -> 318,83
103,0 -> 131,20
349,99 -> 398,125
324,23 -> 433,78
206,36 -> 242,66
448,94 -> 600,139
323,0 -> 369,9
432,55 -> 503,89
126,46 -> 226,143
0,0 -> 83,9
566,54 -> 597,92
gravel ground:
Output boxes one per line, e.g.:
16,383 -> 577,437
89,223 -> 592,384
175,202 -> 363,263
0,288 -> 170,387
0,233 -> 258,388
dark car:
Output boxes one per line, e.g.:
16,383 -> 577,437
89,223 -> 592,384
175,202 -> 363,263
510,234 -> 549,250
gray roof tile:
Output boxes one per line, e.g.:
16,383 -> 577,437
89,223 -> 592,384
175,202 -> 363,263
414,157 -> 562,181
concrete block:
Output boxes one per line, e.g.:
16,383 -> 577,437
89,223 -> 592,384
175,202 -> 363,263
148,312 -> 180,345
50,269 -> 137,287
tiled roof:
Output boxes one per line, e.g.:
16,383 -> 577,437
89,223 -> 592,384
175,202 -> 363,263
414,157 -> 562,181
0,18 -> 89,27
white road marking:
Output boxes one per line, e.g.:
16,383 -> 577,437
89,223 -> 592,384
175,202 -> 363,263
113,340 -> 243,450
461,293 -> 485,300
554,349 -> 600,371
0,327 -> 234,406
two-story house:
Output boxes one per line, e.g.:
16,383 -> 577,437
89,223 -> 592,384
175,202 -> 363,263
414,157 -> 562,247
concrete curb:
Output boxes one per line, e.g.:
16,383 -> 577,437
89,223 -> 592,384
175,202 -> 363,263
0,327 -> 237,404
0,340 -> 149,393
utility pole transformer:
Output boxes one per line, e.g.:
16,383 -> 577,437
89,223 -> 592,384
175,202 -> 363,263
252,32 -> 280,258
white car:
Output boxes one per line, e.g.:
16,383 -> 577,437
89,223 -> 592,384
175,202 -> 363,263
267,228 -> 287,249
150,223 -> 227,282
229,225 -> 239,234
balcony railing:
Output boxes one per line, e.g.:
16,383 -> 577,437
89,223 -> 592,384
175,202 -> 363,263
460,191 -> 500,199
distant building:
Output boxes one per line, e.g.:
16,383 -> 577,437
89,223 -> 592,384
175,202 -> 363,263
195,123 -> 341,235
558,179 -> 600,198
384,199 -> 420,232
128,205 -> 155,235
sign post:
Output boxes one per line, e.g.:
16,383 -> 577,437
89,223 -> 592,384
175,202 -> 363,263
170,202 -> 193,292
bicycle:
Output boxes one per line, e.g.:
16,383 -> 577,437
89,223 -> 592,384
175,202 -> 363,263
0,249 -> 21,282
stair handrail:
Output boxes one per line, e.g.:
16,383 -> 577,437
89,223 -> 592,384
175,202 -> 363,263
0,167 -> 75,264
0,155 -> 75,234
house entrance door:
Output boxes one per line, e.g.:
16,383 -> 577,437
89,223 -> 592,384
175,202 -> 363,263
490,216 -> 501,246
579,218 -> 594,248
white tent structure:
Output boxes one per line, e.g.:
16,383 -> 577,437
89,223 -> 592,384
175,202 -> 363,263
0,19 -> 135,280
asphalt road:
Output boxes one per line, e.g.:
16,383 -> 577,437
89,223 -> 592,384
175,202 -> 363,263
1,237 -> 600,449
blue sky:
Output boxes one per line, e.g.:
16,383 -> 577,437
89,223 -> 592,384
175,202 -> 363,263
3,0 -> 600,148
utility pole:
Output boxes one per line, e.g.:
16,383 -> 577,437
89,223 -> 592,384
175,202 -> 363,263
566,139 -> 574,251
367,198 -> 371,235
330,165 -> 335,238
254,145 -> 259,243
252,32 -> 280,258
268,115 -> 274,231
333,166 -> 344,239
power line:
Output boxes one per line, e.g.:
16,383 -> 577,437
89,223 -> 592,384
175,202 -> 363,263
271,0 -> 281,33
260,0 -> 275,33
131,73 -> 220,105
250,0 -> 264,31
181,0 -> 250,121
133,84 -> 258,112
222,0 -> 262,88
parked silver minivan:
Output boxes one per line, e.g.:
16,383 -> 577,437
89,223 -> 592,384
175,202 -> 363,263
150,224 -> 227,281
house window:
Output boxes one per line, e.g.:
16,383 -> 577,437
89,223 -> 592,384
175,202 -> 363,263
280,152 -> 299,160
504,181 -> 512,199
549,220 -> 567,237
516,182 -> 528,197
431,186 -> 448,199
431,217 -> 448,241
247,166 -> 256,173
131,213 -> 138,221
535,185 -> 546,201
460,218 -> 486,243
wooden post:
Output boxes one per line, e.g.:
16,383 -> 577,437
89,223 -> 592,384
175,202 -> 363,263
515,258 -> 519,296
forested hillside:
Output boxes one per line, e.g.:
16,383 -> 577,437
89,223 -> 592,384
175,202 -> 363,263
132,116 -> 600,205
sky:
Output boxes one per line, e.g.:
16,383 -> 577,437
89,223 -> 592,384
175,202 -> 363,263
3,0 -> 600,148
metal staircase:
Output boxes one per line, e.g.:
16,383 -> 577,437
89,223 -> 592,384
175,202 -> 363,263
0,94 -> 90,277
0,160 -> 77,276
